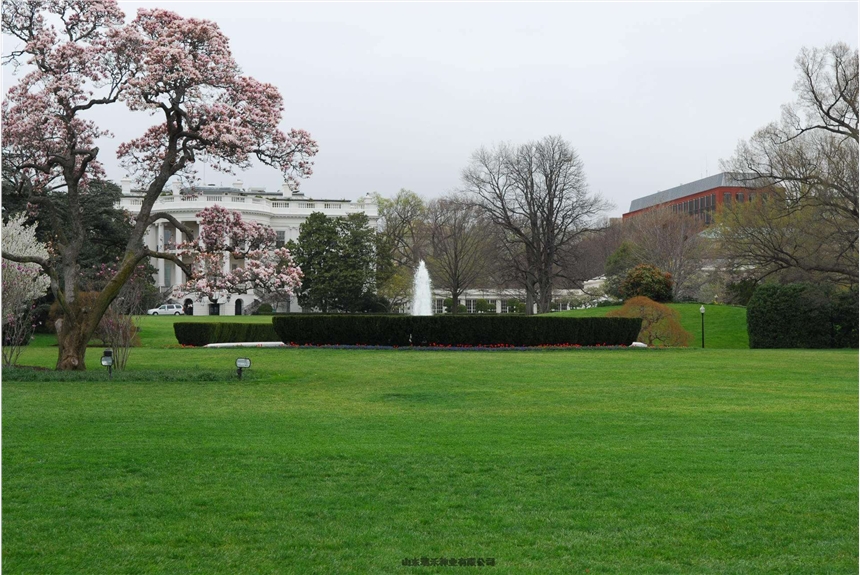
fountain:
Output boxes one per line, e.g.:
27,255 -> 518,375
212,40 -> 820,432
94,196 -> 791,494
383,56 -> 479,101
411,260 -> 433,316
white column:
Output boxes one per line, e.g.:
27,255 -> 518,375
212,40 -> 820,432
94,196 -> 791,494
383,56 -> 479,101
496,300 -> 502,314
174,227 -> 183,288
156,222 -> 165,286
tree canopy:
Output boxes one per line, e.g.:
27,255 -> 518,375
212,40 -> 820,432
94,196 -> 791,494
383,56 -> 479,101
1,0 -> 318,369
292,212 -> 378,313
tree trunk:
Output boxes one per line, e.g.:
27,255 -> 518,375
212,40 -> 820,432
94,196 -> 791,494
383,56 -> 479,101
56,317 -> 93,371
53,254 -> 138,370
525,289 -> 535,316
537,270 -> 554,314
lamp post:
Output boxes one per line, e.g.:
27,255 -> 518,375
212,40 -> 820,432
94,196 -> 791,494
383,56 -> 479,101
101,349 -> 113,379
700,305 -> 706,349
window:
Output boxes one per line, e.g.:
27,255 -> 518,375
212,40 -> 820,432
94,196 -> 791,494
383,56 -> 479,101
434,299 -> 445,314
704,195 -> 711,209
711,194 -> 716,209
724,192 -> 732,205
749,192 -> 756,202
465,299 -> 476,314
276,230 -> 285,248
736,192 -> 745,203
694,198 -> 699,213
164,265 -> 172,287
486,299 -> 497,313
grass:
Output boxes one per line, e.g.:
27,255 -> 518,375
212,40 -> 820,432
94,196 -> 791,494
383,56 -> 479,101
3,326 -> 857,574
551,303 -> 750,349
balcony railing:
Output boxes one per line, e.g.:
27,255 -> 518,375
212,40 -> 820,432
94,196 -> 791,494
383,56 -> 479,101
119,193 -> 378,218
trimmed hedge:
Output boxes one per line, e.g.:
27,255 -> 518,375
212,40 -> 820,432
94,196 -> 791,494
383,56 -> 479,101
174,323 -> 279,346
271,315 -> 643,347
747,283 -> 858,349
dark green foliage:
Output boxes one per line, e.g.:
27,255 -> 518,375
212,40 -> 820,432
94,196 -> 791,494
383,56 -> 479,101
173,323 -> 219,347
620,264 -> 673,303
603,241 -> 638,299
292,212 -> 377,313
475,299 -> 492,313
173,323 -> 279,346
831,289 -> 859,348
254,303 -> 274,315
3,180 -> 135,289
747,284 -> 858,349
271,315 -> 642,347
596,299 -> 623,307
725,278 -> 758,306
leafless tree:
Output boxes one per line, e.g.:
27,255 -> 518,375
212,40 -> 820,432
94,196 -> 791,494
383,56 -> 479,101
624,208 -> 708,298
556,217 -> 624,291
375,189 -> 427,267
720,43 -> 858,285
461,135 -> 611,313
425,196 -> 491,313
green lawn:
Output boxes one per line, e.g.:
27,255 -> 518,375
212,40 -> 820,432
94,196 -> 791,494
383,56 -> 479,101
551,303 -> 750,349
3,332 -> 856,574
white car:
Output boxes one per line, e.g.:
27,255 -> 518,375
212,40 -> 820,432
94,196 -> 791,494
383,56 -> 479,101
147,303 -> 185,316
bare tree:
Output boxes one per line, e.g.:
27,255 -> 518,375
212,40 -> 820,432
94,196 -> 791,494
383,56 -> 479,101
720,43 -> 858,285
555,217 -> 624,291
375,189 -> 427,267
425,196 -> 491,314
624,208 -> 708,298
461,135 -> 611,313
374,189 -> 427,312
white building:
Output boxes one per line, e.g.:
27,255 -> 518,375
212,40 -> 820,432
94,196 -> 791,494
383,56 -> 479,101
428,277 -> 607,315
119,178 -> 379,316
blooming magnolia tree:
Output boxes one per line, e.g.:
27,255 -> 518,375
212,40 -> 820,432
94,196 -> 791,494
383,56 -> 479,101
1,1 -> 317,369
178,206 -> 302,307
2,213 -> 51,366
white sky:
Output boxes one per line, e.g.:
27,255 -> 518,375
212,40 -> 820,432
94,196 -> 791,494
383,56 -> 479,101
3,1 -> 858,216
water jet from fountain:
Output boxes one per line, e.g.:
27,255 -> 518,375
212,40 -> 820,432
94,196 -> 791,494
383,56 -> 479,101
411,260 -> 433,316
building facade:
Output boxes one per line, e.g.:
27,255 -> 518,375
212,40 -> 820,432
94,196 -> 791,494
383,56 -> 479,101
622,173 -> 757,223
119,178 -> 379,316
428,277 -> 607,315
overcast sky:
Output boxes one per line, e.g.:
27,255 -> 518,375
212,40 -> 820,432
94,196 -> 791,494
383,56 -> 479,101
3,2 -> 858,217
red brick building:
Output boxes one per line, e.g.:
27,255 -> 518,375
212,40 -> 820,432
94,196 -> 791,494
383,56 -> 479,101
622,173 -> 758,224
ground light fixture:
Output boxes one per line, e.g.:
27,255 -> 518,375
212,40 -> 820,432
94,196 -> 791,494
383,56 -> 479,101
236,357 -> 251,380
101,349 -> 113,379
700,305 -> 706,349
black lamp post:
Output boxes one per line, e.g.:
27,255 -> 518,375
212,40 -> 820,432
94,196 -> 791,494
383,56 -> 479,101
700,305 -> 706,348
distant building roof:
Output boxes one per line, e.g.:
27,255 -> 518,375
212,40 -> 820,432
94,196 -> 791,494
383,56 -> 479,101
628,172 -> 754,213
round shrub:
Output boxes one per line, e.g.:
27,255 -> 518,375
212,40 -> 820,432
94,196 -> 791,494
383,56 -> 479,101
607,296 -> 691,347
620,264 -> 673,303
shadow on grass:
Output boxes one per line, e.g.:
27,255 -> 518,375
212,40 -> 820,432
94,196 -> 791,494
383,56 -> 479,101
2,366 -> 258,383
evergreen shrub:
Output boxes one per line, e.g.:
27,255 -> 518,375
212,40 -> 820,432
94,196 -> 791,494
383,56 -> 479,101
620,264 -> 673,302
271,315 -> 642,347
174,323 -> 279,346
747,283 -> 858,348
254,303 -> 274,315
